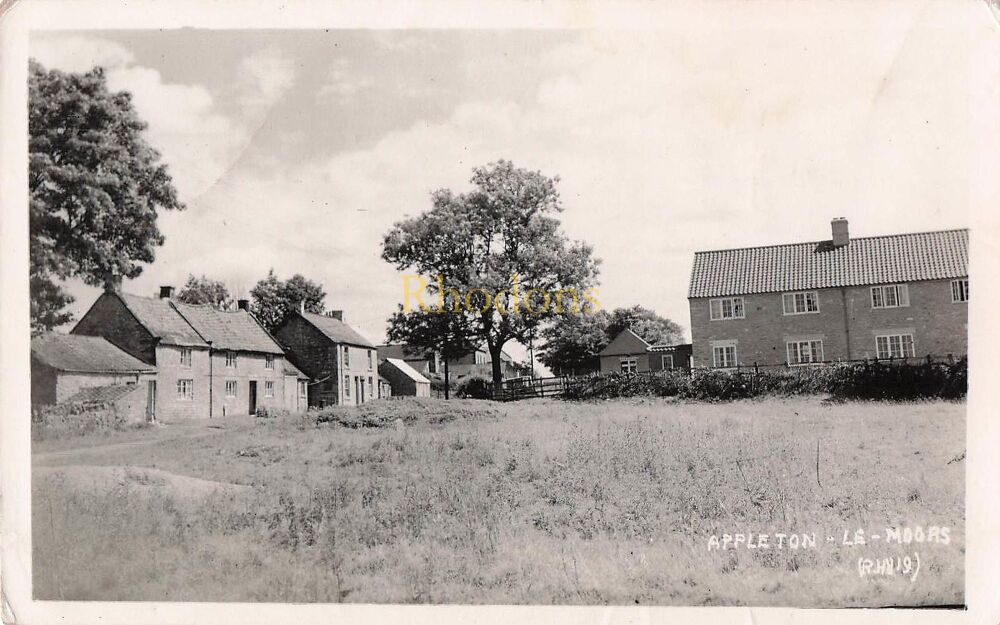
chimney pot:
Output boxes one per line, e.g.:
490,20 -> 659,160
237,299 -> 250,311
299,300 -> 305,315
831,218 -> 849,247
159,286 -> 175,299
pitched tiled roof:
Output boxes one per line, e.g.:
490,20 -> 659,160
282,359 -> 309,379
31,334 -> 156,373
688,229 -> 969,298
300,312 -> 376,348
173,303 -> 284,354
378,344 -> 434,361
63,384 -> 142,406
117,293 -> 207,347
383,358 -> 431,384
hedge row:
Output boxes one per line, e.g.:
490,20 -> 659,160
561,359 -> 967,401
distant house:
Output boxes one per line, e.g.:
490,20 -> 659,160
379,358 -> 431,397
377,343 -> 525,380
377,344 -> 441,376
687,219 -> 969,368
597,328 -> 692,373
71,287 -> 307,419
273,310 -> 379,407
31,333 -> 157,420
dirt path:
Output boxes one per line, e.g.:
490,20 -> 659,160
32,422 -> 237,466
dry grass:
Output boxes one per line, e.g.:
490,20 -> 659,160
31,397 -> 965,606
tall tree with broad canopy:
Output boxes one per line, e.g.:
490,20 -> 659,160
606,305 -> 685,346
176,274 -> 234,309
250,269 -> 326,331
29,60 -> 184,333
382,160 -> 600,389
385,295 -> 479,399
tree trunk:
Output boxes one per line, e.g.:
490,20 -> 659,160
488,342 -> 504,394
444,358 -> 450,400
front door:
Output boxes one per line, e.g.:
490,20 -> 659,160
146,380 -> 156,422
358,376 -> 365,404
249,381 -> 257,415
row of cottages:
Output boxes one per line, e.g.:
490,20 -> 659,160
687,219 -> 969,368
68,287 -> 310,420
596,329 -> 693,374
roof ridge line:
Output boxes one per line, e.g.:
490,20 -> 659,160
692,227 -> 969,256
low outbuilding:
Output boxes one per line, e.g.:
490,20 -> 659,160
378,358 -> 431,398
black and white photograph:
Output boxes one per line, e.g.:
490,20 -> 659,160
2,0 -> 999,623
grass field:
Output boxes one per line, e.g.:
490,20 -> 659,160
31,397 -> 965,606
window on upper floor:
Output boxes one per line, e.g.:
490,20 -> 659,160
876,334 -> 915,359
712,344 -> 738,368
225,351 -> 237,368
871,284 -> 909,309
620,357 -> 637,373
265,354 -> 274,369
951,279 -> 969,303
709,297 -> 745,320
367,350 -> 373,369
180,348 -> 192,367
343,345 -> 350,367
782,291 -> 819,315
787,340 -> 824,365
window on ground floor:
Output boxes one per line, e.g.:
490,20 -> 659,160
620,357 -> 637,373
225,380 -> 237,397
264,381 -> 274,397
712,344 -> 738,368
176,379 -> 194,400
343,375 -> 350,397
875,334 -> 915,359
787,340 -> 824,365
368,377 -> 373,395
661,354 -> 674,369
951,279 -> 969,303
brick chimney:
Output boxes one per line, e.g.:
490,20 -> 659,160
237,299 -> 250,311
102,269 -> 121,293
327,310 -> 344,321
831,218 -> 849,247
159,286 -> 175,299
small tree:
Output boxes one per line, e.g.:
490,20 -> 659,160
382,160 -> 600,390
176,274 -> 233,308
29,60 -> 184,333
385,295 -> 478,399
250,269 -> 326,331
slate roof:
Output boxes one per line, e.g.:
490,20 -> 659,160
688,229 -> 969,299
299,311 -> 376,348
378,344 -> 434,361
31,334 -> 156,374
282,359 -> 309,379
117,293 -> 207,347
383,358 -> 431,384
173,303 -> 284,354
598,328 -> 650,357
63,383 -> 142,406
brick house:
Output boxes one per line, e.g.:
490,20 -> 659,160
597,328 -> 693,373
71,287 -> 309,419
688,219 -> 969,368
273,310 -> 379,406
30,333 -> 157,419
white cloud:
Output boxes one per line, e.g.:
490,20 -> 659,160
29,34 -> 134,72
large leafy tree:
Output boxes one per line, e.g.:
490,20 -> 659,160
29,60 -> 184,333
537,309 -> 610,376
250,269 -> 326,331
176,274 -> 233,308
385,296 -> 479,399
606,305 -> 684,346
382,160 -> 600,388
539,306 -> 685,374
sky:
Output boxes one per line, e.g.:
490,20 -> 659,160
28,4 -> 995,366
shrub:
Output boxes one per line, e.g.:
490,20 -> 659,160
454,375 -> 492,400
31,402 -> 133,441
255,406 -> 286,419
313,397 -> 501,428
